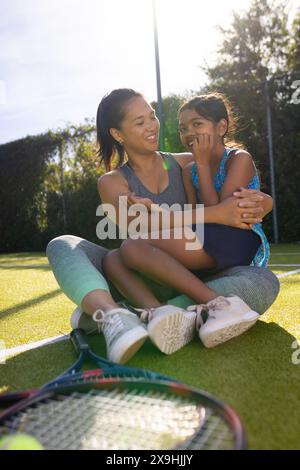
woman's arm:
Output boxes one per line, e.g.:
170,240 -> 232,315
98,172 -> 262,233
171,152 -> 193,167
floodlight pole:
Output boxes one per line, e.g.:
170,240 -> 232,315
152,0 -> 164,150
265,80 -> 279,244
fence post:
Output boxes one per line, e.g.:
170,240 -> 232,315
265,80 -> 279,243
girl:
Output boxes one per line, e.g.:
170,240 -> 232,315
103,92 -> 271,352
179,93 -> 269,270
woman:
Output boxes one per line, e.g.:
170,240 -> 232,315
47,89 -> 279,364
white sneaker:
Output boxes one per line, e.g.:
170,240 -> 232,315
136,305 -> 197,355
70,307 -> 98,335
187,296 -> 260,348
70,302 -> 129,335
93,308 -> 149,364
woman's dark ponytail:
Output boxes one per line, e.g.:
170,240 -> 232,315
96,88 -> 142,171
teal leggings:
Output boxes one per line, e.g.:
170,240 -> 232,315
46,235 -> 280,314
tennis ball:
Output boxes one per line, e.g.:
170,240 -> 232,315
0,433 -> 44,450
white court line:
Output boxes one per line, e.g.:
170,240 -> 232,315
271,253 -> 300,255
277,268 -> 300,279
2,266 -> 300,360
269,264 -> 300,267
1,334 -> 67,360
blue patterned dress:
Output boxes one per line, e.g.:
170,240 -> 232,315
191,147 -> 270,268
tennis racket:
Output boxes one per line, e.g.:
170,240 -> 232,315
0,329 -> 247,450
0,328 -> 171,406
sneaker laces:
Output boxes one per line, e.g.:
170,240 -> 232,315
134,307 -> 157,323
92,308 -> 132,342
187,296 -> 230,330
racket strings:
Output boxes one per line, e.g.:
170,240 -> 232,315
180,409 -> 234,450
1,387 -> 236,450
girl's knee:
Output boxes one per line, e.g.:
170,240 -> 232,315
120,238 -> 148,268
102,249 -> 120,276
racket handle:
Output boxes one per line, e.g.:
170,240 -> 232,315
70,328 -> 90,354
0,390 -> 32,406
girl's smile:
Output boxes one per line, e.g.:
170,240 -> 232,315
178,109 -> 220,150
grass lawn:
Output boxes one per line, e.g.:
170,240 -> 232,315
0,244 -> 300,449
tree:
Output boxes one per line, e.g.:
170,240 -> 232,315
202,0 -> 299,241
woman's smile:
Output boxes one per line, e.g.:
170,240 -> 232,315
145,133 -> 158,142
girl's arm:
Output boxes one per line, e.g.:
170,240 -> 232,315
219,151 -> 257,201
190,135 -> 221,206
171,149 -> 271,217
182,162 -> 197,207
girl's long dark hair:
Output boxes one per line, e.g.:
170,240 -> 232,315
96,88 -> 143,171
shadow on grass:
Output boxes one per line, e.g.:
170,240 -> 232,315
0,321 -> 299,449
0,289 -> 62,320
0,253 -> 45,261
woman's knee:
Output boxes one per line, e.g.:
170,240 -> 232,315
46,235 -> 74,263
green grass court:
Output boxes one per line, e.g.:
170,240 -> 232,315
0,244 -> 299,449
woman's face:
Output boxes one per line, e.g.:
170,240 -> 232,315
178,109 -> 226,151
113,96 -> 160,154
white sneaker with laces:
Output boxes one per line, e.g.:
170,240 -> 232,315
136,305 -> 197,355
93,308 -> 148,364
187,295 -> 260,348
70,302 -> 130,335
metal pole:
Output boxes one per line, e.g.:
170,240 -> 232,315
265,80 -> 279,243
59,141 -> 67,230
152,0 -> 164,150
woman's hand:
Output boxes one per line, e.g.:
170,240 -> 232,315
191,134 -> 214,167
127,192 -> 154,211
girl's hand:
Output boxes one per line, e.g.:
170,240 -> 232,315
191,134 -> 214,167
217,196 -> 263,230
127,192 -> 154,210
233,187 -> 264,227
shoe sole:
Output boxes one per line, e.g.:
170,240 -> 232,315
109,325 -> 149,364
148,310 -> 196,355
200,311 -> 259,348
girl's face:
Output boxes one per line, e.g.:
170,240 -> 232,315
178,109 -> 227,151
110,96 -> 160,154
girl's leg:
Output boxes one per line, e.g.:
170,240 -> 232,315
118,232 -> 262,350
118,228 -> 218,305
103,239 -> 206,355
103,250 -> 162,308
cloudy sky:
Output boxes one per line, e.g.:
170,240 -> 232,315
0,0 -> 298,144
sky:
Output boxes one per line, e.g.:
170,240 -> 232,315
0,0 -> 299,144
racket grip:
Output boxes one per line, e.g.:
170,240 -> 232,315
70,328 -> 90,354
0,390 -> 32,406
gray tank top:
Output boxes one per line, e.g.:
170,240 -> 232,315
119,152 -> 187,209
